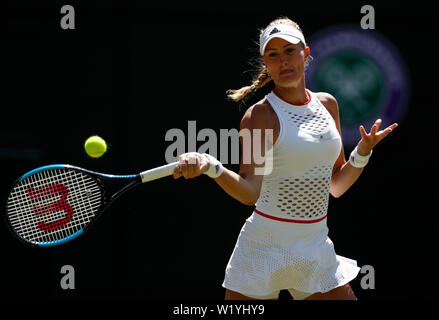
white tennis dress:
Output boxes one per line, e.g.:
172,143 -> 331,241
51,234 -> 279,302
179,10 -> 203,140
222,90 -> 361,298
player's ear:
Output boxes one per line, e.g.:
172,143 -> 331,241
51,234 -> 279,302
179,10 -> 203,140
304,46 -> 310,61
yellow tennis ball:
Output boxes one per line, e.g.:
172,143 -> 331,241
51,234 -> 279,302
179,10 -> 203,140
84,135 -> 107,158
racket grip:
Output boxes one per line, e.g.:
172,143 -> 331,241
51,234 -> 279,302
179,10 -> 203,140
140,161 -> 180,183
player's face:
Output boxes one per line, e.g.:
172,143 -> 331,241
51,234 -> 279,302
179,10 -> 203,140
263,38 -> 310,88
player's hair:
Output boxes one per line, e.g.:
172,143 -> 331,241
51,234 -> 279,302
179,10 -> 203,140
227,17 -> 309,102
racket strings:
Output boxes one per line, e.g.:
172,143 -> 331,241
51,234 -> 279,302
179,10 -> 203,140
7,168 -> 102,245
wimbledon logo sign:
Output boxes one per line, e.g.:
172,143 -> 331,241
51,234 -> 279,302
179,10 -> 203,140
306,25 -> 410,148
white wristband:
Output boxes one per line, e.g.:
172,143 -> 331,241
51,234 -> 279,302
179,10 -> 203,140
202,153 -> 224,178
349,146 -> 372,168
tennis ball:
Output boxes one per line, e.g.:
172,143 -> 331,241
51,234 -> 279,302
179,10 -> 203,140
84,135 -> 107,158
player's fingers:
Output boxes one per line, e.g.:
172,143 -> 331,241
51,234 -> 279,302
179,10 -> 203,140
378,123 -> 398,140
187,153 -> 198,165
179,158 -> 189,179
378,123 -> 397,134
370,122 -> 378,136
186,155 -> 198,178
375,119 -> 382,132
178,154 -> 187,171
177,153 -> 205,179
359,125 -> 368,139
193,154 -> 208,176
178,153 -> 192,178
173,165 -> 182,179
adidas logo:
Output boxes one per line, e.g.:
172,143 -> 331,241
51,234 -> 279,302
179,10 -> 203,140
269,27 -> 280,35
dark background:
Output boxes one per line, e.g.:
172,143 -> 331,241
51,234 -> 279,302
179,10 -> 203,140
2,0 -> 437,305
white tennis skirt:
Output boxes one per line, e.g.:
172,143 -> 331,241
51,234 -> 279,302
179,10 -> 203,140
222,211 -> 360,297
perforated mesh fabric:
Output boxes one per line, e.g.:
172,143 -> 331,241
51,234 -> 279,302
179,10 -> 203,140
223,213 -> 361,295
254,90 -> 342,222
259,165 -> 333,220
283,106 -> 330,135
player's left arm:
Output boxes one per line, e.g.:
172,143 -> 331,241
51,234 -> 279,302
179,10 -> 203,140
317,92 -> 398,198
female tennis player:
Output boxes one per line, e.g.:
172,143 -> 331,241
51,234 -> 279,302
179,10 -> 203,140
173,17 -> 398,300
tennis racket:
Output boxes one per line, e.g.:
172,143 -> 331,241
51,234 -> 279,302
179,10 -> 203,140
5,162 -> 179,247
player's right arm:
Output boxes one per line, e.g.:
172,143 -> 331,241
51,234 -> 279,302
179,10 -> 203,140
212,104 -> 267,206
173,102 -> 272,206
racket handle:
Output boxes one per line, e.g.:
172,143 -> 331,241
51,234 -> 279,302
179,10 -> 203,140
140,161 -> 180,183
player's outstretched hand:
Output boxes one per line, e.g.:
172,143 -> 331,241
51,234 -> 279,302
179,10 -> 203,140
173,152 -> 210,179
357,119 -> 398,155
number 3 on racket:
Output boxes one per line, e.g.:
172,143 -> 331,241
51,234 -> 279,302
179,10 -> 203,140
5,162 -> 179,247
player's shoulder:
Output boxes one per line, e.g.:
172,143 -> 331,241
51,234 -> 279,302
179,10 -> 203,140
240,98 -> 274,130
315,91 -> 339,117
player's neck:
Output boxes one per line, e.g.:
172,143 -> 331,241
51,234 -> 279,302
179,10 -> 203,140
273,81 -> 309,106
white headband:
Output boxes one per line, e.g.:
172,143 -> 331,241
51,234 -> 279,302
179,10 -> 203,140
259,23 -> 307,56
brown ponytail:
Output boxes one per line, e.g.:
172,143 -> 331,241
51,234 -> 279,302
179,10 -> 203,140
226,65 -> 272,102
